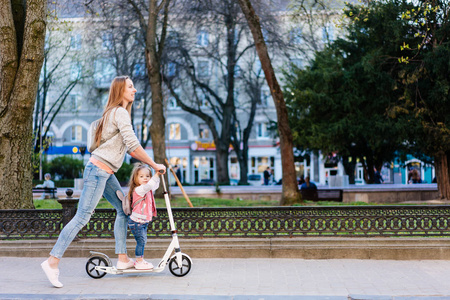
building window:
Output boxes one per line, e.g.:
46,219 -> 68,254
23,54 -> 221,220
199,123 -> 210,139
322,25 -> 334,43
197,60 -> 210,77
70,94 -> 81,111
256,122 -> 270,139
133,63 -> 146,78
289,27 -> 302,45
102,33 -> 113,50
71,125 -> 82,142
169,123 -> 181,140
259,89 -> 270,107
94,59 -> 116,86
255,60 -> 263,76
167,88 -> 179,110
234,64 -> 241,77
135,124 -> 148,142
70,34 -> 82,50
197,30 -> 209,47
167,62 -> 177,77
70,62 -> 82,81
196,89 -> 209,108
167,31 -> 179,47
193,156 -> 215,182
168,96 -> 178,110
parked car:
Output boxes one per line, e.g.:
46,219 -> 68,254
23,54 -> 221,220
247,174 -> 262,186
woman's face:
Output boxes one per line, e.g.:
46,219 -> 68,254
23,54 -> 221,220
122,78 -> 137,107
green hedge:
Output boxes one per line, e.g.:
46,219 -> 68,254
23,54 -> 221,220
33,179 -> 75,187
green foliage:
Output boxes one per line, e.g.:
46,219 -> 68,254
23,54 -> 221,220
115,161 -> 134,184
48,156 -> 84,179
33,179 -> 74,187
284,0 -> 417,182
374,0 -> 450,157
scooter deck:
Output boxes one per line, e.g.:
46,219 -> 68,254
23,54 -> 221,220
95,266 -> 165,274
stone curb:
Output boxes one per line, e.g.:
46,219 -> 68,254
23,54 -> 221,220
2,237 -> 450,260
0,295 -> 448,300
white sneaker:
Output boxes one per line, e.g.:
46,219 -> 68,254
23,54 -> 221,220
116,258 -> 135,269
41,260 -> 63,288
134,259 -> 153,270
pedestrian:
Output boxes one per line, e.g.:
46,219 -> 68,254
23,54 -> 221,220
174,165 -> 182,184
41,76 -> 166,288
263,167 -> 271,186
36,173 -> 55,199
126,163 -> 160,270
374,168 -> 384,184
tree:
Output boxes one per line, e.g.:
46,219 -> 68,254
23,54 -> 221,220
392,0 -> 450,198
238,0 -> 300,204
164,0 -> 281,185
85,0 -> 154,148
0,1 -> 47,209
33,21 -> 87,181
127,0 -> 170,180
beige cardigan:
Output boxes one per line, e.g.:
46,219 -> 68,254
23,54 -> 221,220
91,107 -> 140,172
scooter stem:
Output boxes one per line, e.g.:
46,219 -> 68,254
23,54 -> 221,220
160,171 -> 177,232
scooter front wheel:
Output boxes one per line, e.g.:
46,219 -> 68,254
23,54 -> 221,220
168,254 -> 192,277
86,256 -> 109,279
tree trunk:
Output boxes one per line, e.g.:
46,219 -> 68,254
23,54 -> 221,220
216,142 -> 230,185
0,0 -> 47,209
145,0 -> 169,196
237,0 -> 299,205
434,151 -> 450,200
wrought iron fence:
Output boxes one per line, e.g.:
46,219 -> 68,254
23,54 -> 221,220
1,205 -> 450,239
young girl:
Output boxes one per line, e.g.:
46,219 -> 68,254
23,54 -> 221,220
127,163 -> 161,269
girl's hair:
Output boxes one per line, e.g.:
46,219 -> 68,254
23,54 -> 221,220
127,163 -> 152,200
94,75 -> 133,148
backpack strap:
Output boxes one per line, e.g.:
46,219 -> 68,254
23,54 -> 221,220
131,195 -> 145,209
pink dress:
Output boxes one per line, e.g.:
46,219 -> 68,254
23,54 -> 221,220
130,175 -> 160,224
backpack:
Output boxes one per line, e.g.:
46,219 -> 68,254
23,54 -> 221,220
87,118 -> 101,153
116,190 -> 144,216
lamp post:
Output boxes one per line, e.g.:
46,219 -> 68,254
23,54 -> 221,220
79,145 -> 86,167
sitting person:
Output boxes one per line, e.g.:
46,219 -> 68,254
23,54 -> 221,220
300,176 -> 318,200
409,169 -> 422,184
35,173 -> 55,199
301,176 -> 317,191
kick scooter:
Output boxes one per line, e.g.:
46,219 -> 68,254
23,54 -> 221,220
85,171 -> 192,278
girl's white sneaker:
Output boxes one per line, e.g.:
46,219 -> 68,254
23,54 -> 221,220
116,258 -> 135,269
134,259 -> 153,270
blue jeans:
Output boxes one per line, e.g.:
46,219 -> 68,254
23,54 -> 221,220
128,219 -> 149,257
50,162 -> 128,258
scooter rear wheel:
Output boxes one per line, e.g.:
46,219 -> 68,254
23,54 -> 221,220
86,256 -> 109,279
168,254 -> 192,277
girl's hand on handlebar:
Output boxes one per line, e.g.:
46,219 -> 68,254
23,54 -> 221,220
154,164 -> 166,175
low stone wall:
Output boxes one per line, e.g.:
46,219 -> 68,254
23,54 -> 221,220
342,184 -> 439,203
3,237 -> 450,260
170,184 -> 440,203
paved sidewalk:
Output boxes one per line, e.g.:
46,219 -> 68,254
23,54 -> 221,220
1,257 -> 450,299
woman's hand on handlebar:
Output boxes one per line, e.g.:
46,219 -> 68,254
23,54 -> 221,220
154,163 -> 166,174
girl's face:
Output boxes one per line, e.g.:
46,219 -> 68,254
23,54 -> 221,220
122,78 -> 137,107
136,168 -> 151,186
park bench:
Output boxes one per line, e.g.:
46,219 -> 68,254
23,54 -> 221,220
32,187 -> 57,199
301,188 -> 343,202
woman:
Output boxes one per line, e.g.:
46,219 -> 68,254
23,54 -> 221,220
41,76 -> 166,288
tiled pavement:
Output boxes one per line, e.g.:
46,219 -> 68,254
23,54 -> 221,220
1,257 -> 450,299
